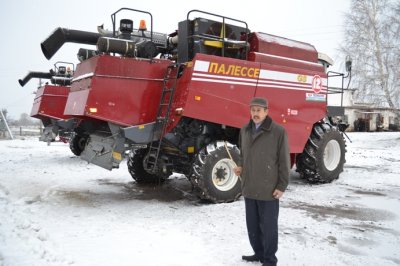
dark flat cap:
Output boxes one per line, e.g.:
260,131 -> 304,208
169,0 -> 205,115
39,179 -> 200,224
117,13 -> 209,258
250,97 -> 268,108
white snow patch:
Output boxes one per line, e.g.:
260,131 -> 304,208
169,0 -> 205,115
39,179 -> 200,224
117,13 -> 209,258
0,132 -> 399,265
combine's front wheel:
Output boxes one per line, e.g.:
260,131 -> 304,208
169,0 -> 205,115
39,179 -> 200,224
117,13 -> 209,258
296,122 -> 346,183
127,149 -> 168,184
191,141 -> 242,203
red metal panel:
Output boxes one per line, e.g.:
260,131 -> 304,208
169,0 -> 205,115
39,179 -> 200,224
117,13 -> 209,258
64,89 -> 90,116
30,85 -> 71,120
254,66 -> 327,153
249,32 -> 318,63
65,55 -> 171,126
181,54 -> 259,128
248,52 -> 324,73
180,53 -> 327,154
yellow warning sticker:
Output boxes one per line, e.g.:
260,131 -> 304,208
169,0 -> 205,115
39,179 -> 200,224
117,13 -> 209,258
112,152 -> 122,161
187,146 -> 195,153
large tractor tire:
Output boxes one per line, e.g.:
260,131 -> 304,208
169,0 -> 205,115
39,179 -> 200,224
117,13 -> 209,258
296,122 -> 346,183
191,141 -> 242,203
69,133 -> 87,156
127,149 -> 168,184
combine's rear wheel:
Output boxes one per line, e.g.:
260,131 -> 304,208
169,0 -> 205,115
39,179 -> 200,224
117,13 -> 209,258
296,122 -> 346,183
191,141 -> 242,203
127,149 -> 168,184
69,133 -> 87,156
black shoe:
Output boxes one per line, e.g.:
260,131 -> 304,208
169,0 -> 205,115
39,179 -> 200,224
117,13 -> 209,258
242,254 -> 262,262
261,259 -> 277,266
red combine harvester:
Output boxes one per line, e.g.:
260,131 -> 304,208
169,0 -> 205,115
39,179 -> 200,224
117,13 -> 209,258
40,9 -> 351,202
19,63 -> 76,144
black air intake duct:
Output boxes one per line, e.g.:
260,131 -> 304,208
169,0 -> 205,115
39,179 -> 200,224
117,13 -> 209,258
18,71 -> 53,87
41,28 -> 101,60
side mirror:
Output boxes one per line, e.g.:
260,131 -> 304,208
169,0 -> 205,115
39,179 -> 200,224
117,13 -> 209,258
345,55 -> 352,72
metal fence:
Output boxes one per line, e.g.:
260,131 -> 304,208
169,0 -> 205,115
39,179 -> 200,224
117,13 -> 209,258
0,126 -> 42,139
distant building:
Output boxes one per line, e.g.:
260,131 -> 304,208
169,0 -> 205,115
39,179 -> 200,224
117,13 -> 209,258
328,88 -> 399,132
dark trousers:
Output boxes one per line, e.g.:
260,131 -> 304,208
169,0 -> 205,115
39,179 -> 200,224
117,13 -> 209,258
244,197 -> 279,266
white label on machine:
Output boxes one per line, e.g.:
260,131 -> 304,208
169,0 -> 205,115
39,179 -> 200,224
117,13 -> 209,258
306,93 -> 326,102
194,60 -> 210,72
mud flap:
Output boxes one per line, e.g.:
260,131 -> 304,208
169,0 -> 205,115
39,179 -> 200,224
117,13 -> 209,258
80,134 -> 125,170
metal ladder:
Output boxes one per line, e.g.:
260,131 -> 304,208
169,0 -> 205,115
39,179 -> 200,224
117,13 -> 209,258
145,63 -> 182,173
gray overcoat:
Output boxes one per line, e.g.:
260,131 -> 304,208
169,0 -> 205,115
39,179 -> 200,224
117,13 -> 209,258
238,116 -> 290,201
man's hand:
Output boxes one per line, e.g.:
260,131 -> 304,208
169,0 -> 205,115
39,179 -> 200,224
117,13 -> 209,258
233,166 -> 242,176
272,189 -> 284,199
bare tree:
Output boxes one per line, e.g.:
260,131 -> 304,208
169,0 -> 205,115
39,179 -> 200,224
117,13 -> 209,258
18,113 -> 33,126
341,0 -> 400,117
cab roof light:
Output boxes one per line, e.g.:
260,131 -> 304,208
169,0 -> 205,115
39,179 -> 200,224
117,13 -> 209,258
139,20 -> 147,31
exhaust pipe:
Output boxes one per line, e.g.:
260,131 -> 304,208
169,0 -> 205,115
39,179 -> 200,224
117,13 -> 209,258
19,71 -> 53,87
41,27 -> 101,60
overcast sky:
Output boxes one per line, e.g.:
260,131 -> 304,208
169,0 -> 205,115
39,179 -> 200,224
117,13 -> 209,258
0,0 -> 350,119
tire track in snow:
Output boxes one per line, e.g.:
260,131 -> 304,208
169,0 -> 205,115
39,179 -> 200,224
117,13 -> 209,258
0,187 -> 73,265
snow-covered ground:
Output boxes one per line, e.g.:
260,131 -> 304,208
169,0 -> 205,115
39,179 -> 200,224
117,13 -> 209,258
0,132 -> 399,266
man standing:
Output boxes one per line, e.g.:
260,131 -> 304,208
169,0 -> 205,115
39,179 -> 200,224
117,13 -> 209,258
234,97 -> 290,266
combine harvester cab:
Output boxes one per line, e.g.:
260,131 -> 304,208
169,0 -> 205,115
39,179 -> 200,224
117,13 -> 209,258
19,62 -> 76,144
39,9 -> 351,203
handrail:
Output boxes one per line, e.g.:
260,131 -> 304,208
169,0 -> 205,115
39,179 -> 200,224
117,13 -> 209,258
111,8 -> 153,41
186,9 -> 249,59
